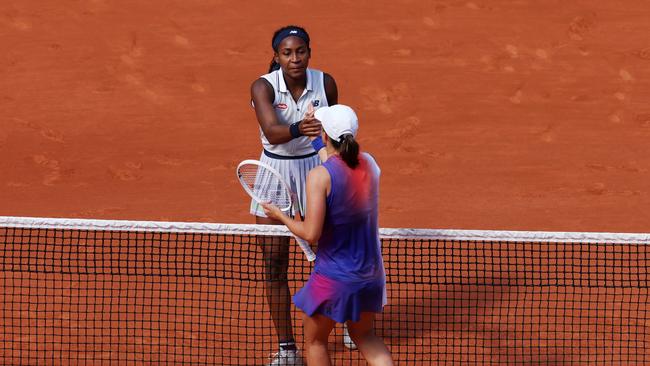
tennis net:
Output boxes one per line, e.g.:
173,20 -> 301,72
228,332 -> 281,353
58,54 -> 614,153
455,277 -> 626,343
0,216 -> 648,365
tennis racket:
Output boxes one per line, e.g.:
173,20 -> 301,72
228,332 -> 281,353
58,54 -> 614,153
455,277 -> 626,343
236,159 -> 316,261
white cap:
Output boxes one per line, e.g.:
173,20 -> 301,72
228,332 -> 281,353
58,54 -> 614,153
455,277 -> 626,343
314,104 -> 359,141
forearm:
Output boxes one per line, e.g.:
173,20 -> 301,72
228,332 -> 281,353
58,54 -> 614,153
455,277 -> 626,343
279,215 -> 320,245
262,124 -> 296,145
263,118 -> 315,145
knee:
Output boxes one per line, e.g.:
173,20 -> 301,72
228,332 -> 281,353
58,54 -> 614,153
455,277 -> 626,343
265,259 -> 288,282
347,326 -> 373,344
304,337 -> 328,352
260,243 -> 289,282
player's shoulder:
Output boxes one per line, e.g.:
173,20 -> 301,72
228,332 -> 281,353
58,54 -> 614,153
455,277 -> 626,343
323,72 -> 336,83
309,165 -> 329,176
361,151 -> 377,164
260,69 -> 280,79
307,68 -> 332,81
307,67 -> 324,74
251,75 -> 273,89
250,77 -> 275,103
308,165 -> 330,183
361,152 -> 381,174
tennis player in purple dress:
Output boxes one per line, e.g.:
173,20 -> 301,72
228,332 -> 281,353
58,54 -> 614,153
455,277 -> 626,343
262,104 -> 393,365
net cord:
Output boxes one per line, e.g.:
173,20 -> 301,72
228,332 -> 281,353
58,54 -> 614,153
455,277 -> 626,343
1,216 -> 648,244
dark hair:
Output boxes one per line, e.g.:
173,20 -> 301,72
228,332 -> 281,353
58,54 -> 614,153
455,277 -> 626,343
329,134 -> 359,168
268,25 -> 310,73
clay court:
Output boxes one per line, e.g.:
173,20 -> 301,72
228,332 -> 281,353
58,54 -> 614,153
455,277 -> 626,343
1,1 -> 650,365
3,0 -> 650,232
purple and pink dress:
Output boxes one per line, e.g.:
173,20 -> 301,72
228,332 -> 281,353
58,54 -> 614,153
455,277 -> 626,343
293,152 -> 386,323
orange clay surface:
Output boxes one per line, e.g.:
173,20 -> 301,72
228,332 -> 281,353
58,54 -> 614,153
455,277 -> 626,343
2,0 -> 650,233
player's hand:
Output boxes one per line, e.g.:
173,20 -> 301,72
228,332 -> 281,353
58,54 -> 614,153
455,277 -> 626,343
306,103 -> 315,118
300,116 -> 321,137
261,202 -> 284,220
301,103 -> 321,138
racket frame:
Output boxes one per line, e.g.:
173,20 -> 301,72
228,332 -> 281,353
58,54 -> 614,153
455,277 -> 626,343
236,159 -> 293,212
236,159 -> 316,262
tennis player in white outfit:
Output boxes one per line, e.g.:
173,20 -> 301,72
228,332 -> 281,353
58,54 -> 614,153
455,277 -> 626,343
250,25 -> 338,366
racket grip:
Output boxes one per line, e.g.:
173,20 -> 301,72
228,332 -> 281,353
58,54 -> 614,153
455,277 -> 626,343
294,236 -> 316,261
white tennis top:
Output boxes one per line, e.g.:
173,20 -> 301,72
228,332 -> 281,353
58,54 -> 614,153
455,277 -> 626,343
258,68 -> 329,156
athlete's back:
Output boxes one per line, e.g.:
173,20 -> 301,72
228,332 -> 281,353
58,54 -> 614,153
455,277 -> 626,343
315,152 -> 383,282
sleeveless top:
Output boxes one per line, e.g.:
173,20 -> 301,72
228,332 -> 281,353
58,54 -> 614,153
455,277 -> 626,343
257,68 -> 329,156
314,153 -> 384,282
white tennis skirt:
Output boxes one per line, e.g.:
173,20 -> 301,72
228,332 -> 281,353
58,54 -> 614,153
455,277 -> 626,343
250,150 -> 321,218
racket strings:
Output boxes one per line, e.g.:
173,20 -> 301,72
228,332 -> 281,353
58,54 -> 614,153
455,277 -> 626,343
238,164 -> 292,210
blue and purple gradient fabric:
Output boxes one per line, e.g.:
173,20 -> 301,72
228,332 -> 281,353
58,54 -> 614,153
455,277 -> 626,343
293,153 -> 385,323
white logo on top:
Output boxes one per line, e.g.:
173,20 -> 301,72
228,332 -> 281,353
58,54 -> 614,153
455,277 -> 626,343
290,30 -> 298,34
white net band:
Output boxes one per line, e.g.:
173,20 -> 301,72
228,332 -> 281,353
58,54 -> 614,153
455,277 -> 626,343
1,216 -> 648,244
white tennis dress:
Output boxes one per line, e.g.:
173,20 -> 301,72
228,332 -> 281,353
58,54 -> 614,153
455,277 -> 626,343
250,67 -> 330,217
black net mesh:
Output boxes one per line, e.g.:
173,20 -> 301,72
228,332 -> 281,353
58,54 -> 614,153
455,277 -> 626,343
0,219 -> 648,365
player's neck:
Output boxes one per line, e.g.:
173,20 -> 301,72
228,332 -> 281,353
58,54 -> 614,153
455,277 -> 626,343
283,73 -> 306,94
325,145 -> 339,158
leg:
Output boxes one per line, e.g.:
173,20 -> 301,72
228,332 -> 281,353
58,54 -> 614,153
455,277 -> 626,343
303,313 -> 336,366
346,312 -> 394,366
256,215 -> 295,344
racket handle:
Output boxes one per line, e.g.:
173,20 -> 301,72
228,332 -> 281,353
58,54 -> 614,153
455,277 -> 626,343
288,190 -> 315,261
294,236 -> 316,261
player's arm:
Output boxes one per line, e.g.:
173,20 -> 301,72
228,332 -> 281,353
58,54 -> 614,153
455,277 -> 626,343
314,140 -> 329,163
303,104 -> 329,162
307,73 -> 339,162
251,79 -> 321,144
263,167 -> 328,245
324,73 -> 338,105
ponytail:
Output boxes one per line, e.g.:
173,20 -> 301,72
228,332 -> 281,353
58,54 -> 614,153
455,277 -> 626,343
268,59 -> 281,73
330,134 -> 359,168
